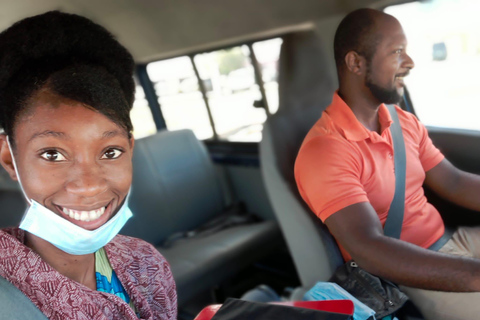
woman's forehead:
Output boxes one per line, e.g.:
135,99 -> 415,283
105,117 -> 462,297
15,102 -> 129,145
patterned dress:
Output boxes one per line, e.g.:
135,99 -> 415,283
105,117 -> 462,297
0,228 -> 177,320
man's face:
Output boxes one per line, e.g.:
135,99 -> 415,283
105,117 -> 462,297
2,89 -> 134,231
364,17 -> 414,104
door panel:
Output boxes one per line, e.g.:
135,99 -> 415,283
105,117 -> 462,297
426,126 -> 480,227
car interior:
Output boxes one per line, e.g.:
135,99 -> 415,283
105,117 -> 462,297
0,0 -> 479,319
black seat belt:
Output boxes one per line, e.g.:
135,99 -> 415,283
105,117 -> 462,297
383,104 -> 452,249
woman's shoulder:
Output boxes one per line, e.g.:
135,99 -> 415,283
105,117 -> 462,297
109,234 -> 165,257
0,227 -> 24,245
106,235 -> 170,270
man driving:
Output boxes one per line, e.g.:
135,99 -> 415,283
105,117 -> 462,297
295,8 -> 480,320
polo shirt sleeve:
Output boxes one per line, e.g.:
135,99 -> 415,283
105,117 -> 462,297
295,135 -> 369,222
408,113 -> 444,172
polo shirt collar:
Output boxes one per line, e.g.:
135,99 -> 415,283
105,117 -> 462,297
326,91 -> 393,141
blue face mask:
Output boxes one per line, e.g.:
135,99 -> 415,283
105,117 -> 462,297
7,136 -> 133,255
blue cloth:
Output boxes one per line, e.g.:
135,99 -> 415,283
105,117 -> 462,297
96,270 -> 131,303
303,282 -> 376,320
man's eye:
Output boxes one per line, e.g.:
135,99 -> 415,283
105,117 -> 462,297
40,151 -> 66,162
101,148 -> 123,159
394,49 -> 403,54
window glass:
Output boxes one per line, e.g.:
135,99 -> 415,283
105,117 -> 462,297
386,0 -> 480,131
130,81 -> 157,139
146,56 -> 214,140
194,45 -> 266,142
252,38 -> 283,114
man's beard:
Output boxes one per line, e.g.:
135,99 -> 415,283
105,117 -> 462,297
365,67 -> 403,105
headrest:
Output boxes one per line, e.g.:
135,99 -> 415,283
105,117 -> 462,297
277,30 -> 336,113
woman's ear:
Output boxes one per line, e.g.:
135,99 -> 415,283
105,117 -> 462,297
0,135 -> 18,181
129,136 -> 135,153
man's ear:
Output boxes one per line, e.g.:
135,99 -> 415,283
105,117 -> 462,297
0,135 -> 18,181
344,51 -> 367,76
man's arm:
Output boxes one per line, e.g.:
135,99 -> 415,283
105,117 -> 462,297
425,158 -> 480,211
325,201 -> 480,291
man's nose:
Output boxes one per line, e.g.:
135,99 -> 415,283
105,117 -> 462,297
403,53 -> 415,70
65,162 -> 108,198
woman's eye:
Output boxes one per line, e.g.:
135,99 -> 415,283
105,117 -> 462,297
40,150 -> 66,162
394,49 -> 403,54
101,148 -> 123,159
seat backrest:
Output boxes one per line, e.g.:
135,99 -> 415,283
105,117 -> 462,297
260,30 -> 343,287
0,276 -> 48,319
0,170 -> 26,228
122,129 -> 228,246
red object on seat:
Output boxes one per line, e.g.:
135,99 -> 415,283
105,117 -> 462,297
193,300 -> 354,320
194,304 -> 222,320
273,300 -> 354,315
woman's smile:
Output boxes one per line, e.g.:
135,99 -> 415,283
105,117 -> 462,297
54,200 -> 117,230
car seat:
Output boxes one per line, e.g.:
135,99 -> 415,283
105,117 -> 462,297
260,30 -> 341,289
123,129 -> 283,306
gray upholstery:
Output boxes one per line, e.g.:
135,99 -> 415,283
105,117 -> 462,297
0,276 -> 48,319
0,170 -> 26,228
124,129 -> 226,244
123,129 -> 282,306
260,31 -> 342,288
0,190 -> 25,228
162,221 -> 280,305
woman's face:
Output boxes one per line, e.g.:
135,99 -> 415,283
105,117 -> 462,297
0,88 -> 134,231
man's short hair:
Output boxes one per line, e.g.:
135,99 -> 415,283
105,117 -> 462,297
334,8 -> 384,71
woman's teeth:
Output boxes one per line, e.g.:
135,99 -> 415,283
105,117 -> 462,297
62,206 -> 106,222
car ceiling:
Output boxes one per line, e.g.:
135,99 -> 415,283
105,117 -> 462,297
0,0 -> 412,63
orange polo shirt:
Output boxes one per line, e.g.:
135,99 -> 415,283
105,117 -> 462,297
295,92 -> 445,261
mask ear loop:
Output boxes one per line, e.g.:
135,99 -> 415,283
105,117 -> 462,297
6,136 -> 32,205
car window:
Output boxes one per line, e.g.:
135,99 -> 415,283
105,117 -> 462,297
386,0 -> 480,131
146,56 -> 215,140
130,80 -> 157,139
145,38 -> 282,142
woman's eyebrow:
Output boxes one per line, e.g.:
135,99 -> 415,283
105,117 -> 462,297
28,130 -> 68,142
102,130 -> 128,139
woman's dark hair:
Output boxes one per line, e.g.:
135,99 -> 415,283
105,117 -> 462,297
0,11 -> 135,142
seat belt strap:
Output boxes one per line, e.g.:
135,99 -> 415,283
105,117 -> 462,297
383,104 -> 407,239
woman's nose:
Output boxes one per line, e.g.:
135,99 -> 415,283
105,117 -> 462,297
65,162 -> 108,198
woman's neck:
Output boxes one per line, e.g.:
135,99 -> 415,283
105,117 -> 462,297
25,232 -> 96,290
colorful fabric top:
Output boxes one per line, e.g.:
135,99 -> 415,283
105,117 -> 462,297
295,92 -> 445,261
95,247 -> 137,313
0,227 -> 177,320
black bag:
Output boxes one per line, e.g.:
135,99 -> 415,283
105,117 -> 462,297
211,298 -> 352,320
330,261 -> 408,319
329,105 -> 409,319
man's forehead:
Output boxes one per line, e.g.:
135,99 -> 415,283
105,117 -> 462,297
371,15 -> 406,44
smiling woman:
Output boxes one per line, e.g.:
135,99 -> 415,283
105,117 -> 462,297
0,11 -> 176,320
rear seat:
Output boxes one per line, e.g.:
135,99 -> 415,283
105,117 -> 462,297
0,170 -> 25,228
122,129 -> 282,306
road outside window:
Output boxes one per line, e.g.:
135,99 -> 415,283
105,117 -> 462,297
386,0 -> 480,131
